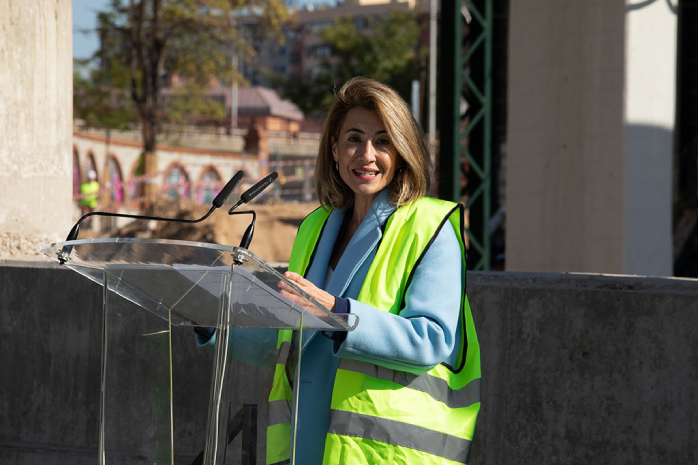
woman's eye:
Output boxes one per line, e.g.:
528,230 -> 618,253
348,136 -> 361,143
376,138 -> 391,146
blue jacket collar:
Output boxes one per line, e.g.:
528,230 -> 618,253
305,189 -> 396,297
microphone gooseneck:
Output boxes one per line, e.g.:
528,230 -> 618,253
58,171 -> 245,264
228,171 -> 278,258
229,210 -> 257,249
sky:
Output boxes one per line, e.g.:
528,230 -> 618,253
72,0 -> 338,59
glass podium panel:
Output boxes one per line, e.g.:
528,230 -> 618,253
42,238 -> 357,331
41,239 -> 359,465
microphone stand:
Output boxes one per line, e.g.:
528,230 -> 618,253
226,171 -> 278,265
229,210 -> 256,265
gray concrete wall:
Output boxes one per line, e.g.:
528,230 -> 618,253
2,261 -> 697,463
506,0 -> 676,275
0,0 -> 73,240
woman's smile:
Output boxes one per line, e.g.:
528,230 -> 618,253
353,169 -> 379,179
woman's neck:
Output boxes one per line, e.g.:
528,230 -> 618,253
351,194 -> 375,227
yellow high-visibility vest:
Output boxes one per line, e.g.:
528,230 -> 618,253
267,198 -> 481,465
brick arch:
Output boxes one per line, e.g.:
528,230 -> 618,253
127,157 -> 143,202
72,146 -> 82,197
163,161 -> 191,200
85,151 -> 98,181
104,154 -> 125,205
197,165 -> 224,204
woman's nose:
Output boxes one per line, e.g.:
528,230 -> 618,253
358,141 -> 377,162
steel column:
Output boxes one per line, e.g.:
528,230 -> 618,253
438,0 -> 493,270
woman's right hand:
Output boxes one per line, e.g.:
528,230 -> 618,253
278,271 -> 337,315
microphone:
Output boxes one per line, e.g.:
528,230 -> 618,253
57,171 -> 245,264
212,170 -> 245,208
227,171 -> 278,214
228,172 -> 278,252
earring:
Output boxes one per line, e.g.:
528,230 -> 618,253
335,160 -> 339,171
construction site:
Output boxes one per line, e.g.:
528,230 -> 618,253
2,0 -> 698,464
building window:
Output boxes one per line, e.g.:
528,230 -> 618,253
314,45 -> 332,58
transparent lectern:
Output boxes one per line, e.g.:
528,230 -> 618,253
41,238 -> 358,465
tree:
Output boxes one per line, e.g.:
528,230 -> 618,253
73,58 -> 136,132
85,0 -> 288,197
271,10 -> 423,116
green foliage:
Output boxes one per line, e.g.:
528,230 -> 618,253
73,58 -> 136,131
76,0 -> 288,150
162,84 -> 226,143
267,73 -> 336,116
272,10 -> 423,116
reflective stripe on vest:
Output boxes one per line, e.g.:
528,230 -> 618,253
326,410 -> 472,464
336,359 -> 481,410
266,198 -> 481,465
266,331 -> 294,463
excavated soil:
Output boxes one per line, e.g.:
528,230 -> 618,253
3,198 -> 470,265
0,198 -> 319,263
105,197 -> 320,264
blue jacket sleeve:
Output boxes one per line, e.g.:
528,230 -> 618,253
332,224 -> 463,374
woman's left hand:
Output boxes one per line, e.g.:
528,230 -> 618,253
279,271 -> 336,313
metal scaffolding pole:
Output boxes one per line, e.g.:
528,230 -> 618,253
438,0 -> 493,271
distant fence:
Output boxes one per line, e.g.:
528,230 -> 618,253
73,158 -> 318,210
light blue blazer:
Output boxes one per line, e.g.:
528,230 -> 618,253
294,189 -> 464,464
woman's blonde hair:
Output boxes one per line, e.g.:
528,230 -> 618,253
315,77 -> 432,209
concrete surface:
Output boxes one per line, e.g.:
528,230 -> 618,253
506,0 -> 676,275
0,0 -> 73,240
1,261 -> 697,463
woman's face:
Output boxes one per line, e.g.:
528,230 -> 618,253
332,107 -> 399,207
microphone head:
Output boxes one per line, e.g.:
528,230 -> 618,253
212,170 -> 245,208
240,171 -> 279,204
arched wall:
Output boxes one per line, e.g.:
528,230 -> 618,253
72,132 -> 257,209
197,165 -> 224,204
72,146 -> 82,197
163,161 -> 191,199
104,155 -> 124,205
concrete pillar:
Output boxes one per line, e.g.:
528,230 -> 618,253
623,1 -> 676,275
506,0 -> 676,275
0,0 -> 73,247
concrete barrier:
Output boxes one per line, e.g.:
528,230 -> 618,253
1,261 -> 696,464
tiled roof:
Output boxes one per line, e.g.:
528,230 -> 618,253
206,86 -> 304,121
239,87 -> 304,121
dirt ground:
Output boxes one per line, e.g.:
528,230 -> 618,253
1,198 -> 319,264
104,197 -> 319,264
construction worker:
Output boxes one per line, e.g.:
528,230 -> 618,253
79,170 -> 99,227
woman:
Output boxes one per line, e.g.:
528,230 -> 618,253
272,77 -> 481,465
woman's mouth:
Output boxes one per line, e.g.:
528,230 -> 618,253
353,169 -> 379,179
